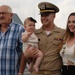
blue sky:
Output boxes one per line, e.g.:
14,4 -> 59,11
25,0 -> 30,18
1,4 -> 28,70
0,0 -> 75,29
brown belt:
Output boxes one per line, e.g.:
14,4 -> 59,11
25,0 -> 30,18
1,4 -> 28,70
33,70 -> 61,75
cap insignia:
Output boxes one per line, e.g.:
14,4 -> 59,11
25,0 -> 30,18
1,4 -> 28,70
40,3 -> 46,10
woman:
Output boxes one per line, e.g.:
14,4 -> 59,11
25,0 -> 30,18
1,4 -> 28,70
60,12 -> 75,75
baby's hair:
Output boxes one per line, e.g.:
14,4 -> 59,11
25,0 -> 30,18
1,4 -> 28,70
24,17 -> 37,25
29,17 -> 37,23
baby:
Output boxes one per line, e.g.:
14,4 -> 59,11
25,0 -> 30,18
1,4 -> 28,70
22,17 -> 43,72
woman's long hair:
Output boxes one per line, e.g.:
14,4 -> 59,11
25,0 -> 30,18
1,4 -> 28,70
65,12 -> 75,40
59,12 -> 75,50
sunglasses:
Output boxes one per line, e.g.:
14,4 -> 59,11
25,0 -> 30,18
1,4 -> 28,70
40,12 -> 52,17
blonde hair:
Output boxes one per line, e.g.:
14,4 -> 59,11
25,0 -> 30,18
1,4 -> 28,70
65,12 -> 75,40
59,12 -> 75,50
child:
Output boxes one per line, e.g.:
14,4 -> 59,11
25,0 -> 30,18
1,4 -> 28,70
21,17 -> 43,73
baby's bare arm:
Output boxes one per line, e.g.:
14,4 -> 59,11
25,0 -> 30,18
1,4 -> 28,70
22,32 -> 32,42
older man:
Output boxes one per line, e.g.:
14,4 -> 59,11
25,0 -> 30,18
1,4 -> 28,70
0,5 -> 25,75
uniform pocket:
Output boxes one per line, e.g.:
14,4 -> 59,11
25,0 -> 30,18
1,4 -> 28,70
52,40 -> 61,46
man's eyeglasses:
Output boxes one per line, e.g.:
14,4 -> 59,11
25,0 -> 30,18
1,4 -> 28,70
0,12 -> 11,15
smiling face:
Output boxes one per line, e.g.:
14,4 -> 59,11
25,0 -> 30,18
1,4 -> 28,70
0,5 -> 13,25
65,13 -> 75,39
40,13 -> 55,27
68,16 -> 75,33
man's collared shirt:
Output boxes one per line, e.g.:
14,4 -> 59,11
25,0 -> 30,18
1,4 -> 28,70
0,21 -> 25,75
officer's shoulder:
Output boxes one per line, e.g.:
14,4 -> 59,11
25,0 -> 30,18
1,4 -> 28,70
57,27 -> 65,31
56,27 -> 66,35
35,28 -> 41,33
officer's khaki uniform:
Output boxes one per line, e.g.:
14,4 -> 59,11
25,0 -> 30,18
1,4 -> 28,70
32,1 -> 65,75
32,25 -> 65,75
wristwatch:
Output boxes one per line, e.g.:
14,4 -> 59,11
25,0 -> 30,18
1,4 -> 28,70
18,73 -> 22,75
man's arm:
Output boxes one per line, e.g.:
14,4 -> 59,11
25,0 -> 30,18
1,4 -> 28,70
18,46 -> 38,75
18,53 -> 26,75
